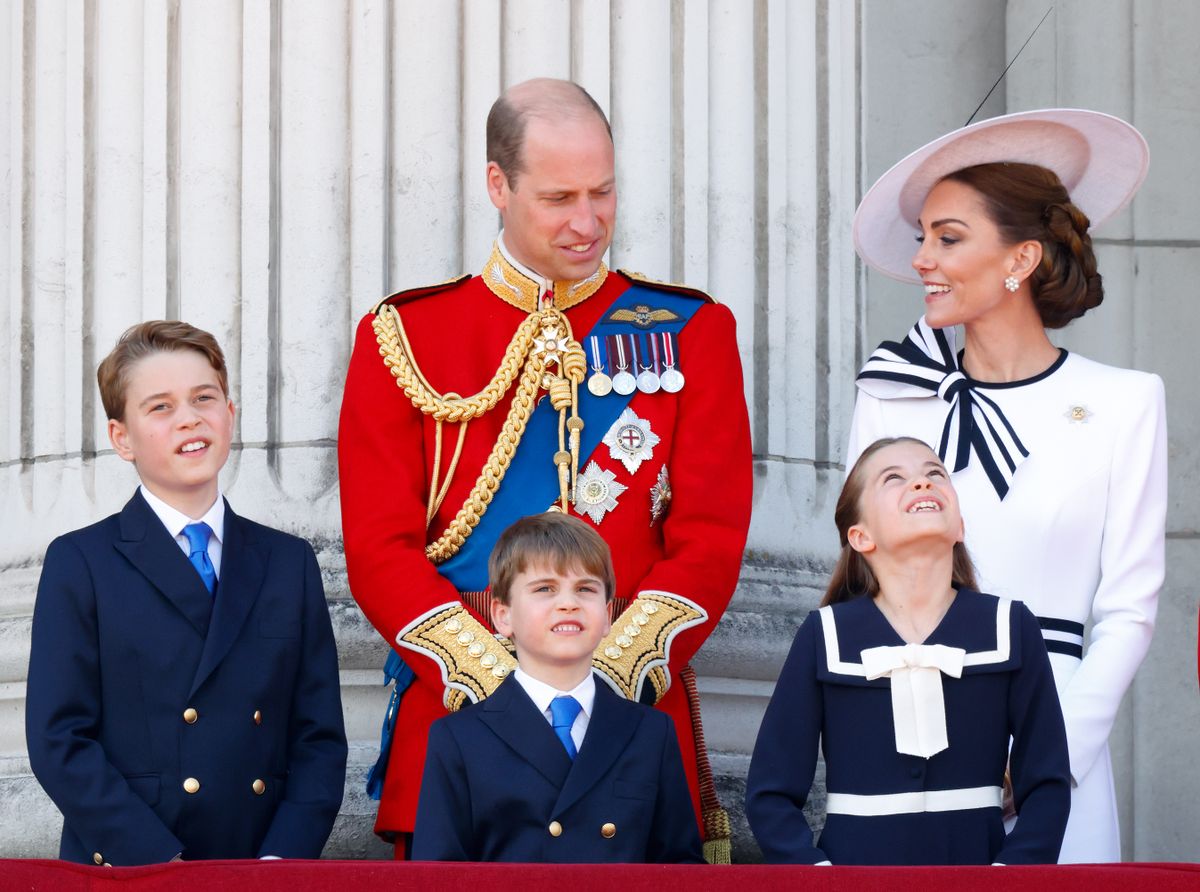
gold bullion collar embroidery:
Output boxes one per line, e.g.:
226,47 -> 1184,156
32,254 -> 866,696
482,242 -> 608,313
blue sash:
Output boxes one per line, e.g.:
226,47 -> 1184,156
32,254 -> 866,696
437,283 -> 705,591
367,282 -> 705,798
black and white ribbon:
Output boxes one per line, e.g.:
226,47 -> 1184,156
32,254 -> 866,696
855,317 -> 1029,499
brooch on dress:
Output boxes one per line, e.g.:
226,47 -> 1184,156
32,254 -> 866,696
1063,404 -> 1093,423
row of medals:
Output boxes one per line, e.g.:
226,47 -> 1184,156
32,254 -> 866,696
586,332 -> 685,398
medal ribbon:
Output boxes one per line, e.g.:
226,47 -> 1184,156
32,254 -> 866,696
648,332 -> 662,374
662,332 -> 678,369
643,336 -> 662,374
855,316 -> 1030,500
612,334 -> 630,372
589,335 -> 606,373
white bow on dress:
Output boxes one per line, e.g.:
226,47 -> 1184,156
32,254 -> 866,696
861,642 -> 967,759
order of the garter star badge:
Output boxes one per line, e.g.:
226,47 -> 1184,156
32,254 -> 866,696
574,461 -> 627,524
603,408 -> 660,475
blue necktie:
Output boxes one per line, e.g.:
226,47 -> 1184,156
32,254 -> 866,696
549,696 -> 582,760
182,522 -> 216,595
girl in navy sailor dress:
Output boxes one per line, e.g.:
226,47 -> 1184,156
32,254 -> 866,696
746,437 -> 1070,865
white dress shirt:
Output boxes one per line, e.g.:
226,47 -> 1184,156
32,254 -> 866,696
139,485 -> 225,580
513,667 -> 595,753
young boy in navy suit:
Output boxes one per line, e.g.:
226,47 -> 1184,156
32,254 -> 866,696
412,512 -> 703,863
25,321 -> 347,865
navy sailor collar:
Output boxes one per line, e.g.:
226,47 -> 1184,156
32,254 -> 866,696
816,590 -> 1017,680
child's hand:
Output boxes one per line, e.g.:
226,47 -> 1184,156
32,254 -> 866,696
1001,766 -> 1016,822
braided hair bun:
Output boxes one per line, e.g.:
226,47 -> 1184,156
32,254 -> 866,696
942,162 -> 1103,328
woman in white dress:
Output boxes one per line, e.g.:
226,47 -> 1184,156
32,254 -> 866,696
846,109 -> 1166,863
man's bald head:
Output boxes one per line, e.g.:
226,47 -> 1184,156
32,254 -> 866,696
487,78 -> 612,190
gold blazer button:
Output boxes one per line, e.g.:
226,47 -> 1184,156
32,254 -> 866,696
548,821 -> 563,837
183,777 -> 201,794
601,822 -> 616,838
183,708 -> 198,724
252,779 -> 266,795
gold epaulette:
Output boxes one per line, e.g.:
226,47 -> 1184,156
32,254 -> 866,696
616,269 -> 718,305
371,274 -> 473,315
592,592 -> 708,704
395,603 -> 518,711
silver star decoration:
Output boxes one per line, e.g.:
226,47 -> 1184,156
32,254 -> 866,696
603,407 -> 661,475
573,460 -> 627,524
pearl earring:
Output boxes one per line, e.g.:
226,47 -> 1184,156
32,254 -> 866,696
1004,275 -> 1020,293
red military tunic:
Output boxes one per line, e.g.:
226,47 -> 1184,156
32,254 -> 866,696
338,248 -> 752,838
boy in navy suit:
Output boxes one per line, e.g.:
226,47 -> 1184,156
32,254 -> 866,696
412,512 -> 703,863
25,321 -> 347,865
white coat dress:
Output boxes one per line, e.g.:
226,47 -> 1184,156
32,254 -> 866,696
847,319 -> 1167,863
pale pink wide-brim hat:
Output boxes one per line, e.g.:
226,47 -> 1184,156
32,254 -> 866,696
853,108 -> 1149,284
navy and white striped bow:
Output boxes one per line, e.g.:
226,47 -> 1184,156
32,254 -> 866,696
855,317 -> 1029,500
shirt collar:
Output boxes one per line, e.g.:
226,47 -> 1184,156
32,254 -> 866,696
497,230 -> 553,295
139,484 -> 226,544
514,667 -> 596,718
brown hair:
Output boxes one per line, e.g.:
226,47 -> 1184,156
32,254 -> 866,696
822,437 -> 978,607
489,511 -> 616,605
486,78 -> 612,190
97,320 -> 229,421
941,162 -> 1102,329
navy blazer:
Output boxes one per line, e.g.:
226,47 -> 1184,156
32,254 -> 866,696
413,673 -> 703,863
25,490 -> 347,865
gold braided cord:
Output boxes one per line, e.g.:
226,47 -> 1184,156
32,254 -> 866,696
562,345 -> 587,489
426,413 -> 469,529
375,305 -> 538,423
374,303 -> 588,563
424,348 -> 545,562
427,418 -> 444,528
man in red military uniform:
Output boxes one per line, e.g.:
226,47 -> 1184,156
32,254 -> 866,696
338,78 -> 752,860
